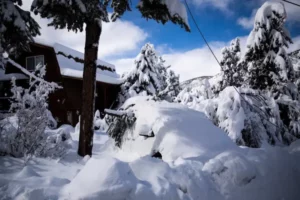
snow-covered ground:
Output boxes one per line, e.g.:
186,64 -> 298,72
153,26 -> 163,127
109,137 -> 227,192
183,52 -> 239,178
1,97 -> 300,200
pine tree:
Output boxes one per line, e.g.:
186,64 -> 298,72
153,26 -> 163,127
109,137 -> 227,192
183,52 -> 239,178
243,2 -> 300,143
0,0 -> 40,67
215,38 -> 242,93
32,0 -> 190,156
244,2 -> 294,93
118,43 -> 163,105
156,56 -> 169,90
163,70 -> 181,101
118,44 -> 180,104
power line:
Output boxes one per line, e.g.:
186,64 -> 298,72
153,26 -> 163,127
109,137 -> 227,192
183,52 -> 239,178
183,0 -> 222,67
183,0 -> 283,130
282,0 -> 300,7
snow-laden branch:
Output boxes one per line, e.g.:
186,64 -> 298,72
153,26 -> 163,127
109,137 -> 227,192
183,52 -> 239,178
104,109 -> 127,117
7,58 -> 62,89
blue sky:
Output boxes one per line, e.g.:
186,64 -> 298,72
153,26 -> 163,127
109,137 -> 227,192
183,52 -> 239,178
23,0 -> 300,81
117,0 -> 300,57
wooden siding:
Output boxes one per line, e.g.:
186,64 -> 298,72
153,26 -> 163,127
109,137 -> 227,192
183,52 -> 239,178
1,43 -> 120,127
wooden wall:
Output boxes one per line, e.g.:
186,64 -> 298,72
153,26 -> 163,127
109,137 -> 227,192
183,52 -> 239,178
61,77 -> 120,126
2,43 -> 121,127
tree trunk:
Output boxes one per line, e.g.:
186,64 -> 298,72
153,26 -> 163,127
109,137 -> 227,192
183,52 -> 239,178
78,21 -> 101,156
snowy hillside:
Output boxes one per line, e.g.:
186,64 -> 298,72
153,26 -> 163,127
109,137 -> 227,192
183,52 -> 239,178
1,97 -> 300,200
180,76 -> 213,89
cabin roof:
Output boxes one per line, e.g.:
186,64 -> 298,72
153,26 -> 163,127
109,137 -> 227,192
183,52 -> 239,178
0,42 -> 123,85
52,43 -> 122,85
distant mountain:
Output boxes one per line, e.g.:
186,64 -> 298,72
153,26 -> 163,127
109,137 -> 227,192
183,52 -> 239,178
289,49 -> 300,58
180,76 -> 213,89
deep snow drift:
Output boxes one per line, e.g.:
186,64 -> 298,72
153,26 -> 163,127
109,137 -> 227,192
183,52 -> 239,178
1,97 -> 300,200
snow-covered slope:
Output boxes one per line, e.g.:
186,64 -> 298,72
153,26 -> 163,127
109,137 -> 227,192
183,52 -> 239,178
180,76 -> 213,89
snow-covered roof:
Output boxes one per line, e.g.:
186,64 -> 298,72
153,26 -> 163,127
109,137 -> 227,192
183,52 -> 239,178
0,69 -> 28,81
52,43 -> 122,85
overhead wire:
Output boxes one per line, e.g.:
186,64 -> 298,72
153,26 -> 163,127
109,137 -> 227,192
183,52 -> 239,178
282,0 -> 300,7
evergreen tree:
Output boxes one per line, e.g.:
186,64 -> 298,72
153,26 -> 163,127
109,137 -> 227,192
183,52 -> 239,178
156,56 -> 169,90
243,1 -> 294,93
0,0 -> 40,67
32,0 -> 190,156
290,50 -> 300,91
118,43 -> 163,105
163,70 -> 181,101
243,2 -> 300,143
214,38 -> 242,93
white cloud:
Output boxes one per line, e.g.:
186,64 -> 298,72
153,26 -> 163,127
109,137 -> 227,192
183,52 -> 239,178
191,0 -> 233,12
237,9 -> 256,30
237,0 -> 300,30
22,0 -> 148,59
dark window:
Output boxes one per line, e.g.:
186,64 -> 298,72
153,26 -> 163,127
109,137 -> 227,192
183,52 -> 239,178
26,55 -> 44,71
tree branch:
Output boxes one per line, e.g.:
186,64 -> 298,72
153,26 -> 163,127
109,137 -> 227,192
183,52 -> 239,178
7,58 -> 62,89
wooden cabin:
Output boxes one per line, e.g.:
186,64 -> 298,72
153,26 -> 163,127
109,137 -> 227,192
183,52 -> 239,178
0,42 -> 121,126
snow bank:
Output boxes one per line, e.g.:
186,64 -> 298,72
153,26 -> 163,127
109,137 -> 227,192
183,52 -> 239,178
0,116 -> 73,158
109,96 -> 237,161
63,156 -> 139,199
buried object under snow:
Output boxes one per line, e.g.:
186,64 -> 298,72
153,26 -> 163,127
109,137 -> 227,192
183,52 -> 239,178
106,96 -> 237,161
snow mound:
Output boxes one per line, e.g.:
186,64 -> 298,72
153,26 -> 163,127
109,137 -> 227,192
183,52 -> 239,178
203,151 -> 257,195
63,156 -> 138,199
15,166 -> 40,179
111,96 -> 238,161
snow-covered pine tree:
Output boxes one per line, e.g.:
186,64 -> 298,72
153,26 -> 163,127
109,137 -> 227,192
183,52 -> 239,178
243,2 -> 300,143
163,70 -> 181,101
0,0 -> 40,67
118,43 -> 163,105
156,56 -> 169,90
290,50 -> 300,91
243,2 -> 294,93
118,44 -> 180,104
213,38 -> 242,93
32,0 -> 190,156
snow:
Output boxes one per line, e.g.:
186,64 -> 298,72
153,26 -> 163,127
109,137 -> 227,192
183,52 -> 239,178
62,156 -> 139,199
117,96 -> 237,161
53,43 -> 122,85
163,0 -> 189,28
254,2 -> 286,30
1,97 -> 300,199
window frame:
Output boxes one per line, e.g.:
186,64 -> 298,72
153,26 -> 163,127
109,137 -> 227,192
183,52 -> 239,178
25,55 -> 45,72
